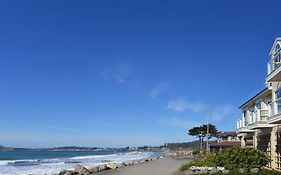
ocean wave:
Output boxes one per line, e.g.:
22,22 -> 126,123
0,151 -> 163,175
69,153 -> 119,160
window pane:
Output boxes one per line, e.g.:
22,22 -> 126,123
276,89 -> 281,99
277,99 -> 281,114
256,102 -> 261,109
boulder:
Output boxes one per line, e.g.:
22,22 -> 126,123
105,162 -> 118,170
88,166 -> 99,173
74,164 -> 90,174
123,162 -> 130,166
239,168 -> 248,174
133,160 -> 139,165
221,169 -> 230,174
121,162 -> 127,167
250,168 -> 260,174
59,170 -> 78,175
59,170 -> 68,175
209,168 -> 219,174
98,164 -> 107,171
65,171 -> 78,175
193,170 -> 208,174
139,159 -> 147,163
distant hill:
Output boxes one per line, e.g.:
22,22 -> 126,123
0,145 -> 14,151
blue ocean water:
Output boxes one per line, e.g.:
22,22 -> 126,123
0,150 -> 164,175
0,150 -> 120,161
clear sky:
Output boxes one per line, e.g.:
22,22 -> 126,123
0,0 -> 280,148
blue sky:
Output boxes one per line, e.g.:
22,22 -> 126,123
0,0 -> 281,148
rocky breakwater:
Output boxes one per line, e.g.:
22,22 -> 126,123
58,155 -> 166,175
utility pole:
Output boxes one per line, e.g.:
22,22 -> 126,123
206,112 -> 210,153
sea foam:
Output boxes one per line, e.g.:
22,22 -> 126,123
0,151 -> 161,175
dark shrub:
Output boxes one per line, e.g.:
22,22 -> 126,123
213,148 -> 269,169
180,148 -> 270,171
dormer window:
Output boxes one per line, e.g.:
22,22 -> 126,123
276,43 -> 280,52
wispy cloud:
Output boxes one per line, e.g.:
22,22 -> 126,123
166,99 -> 207,112
212,105 -> 234,121
159,117 -> 200,128
100,59 -> 131,84
149,83 -> 169,100
166,99 -> 235,121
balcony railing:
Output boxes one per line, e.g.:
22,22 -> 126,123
268,57 -> 281,75
237,109 -> 270,130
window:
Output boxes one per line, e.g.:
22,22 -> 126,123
276,89 -> 281,114
271,53 -> 281,72
276,44 -> 281,52
251,110 -> 255,123
222,137 -> 228,141
243,110 -> 248,126
256,101 -> 261,109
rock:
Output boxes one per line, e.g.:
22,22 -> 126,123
209,168 -> 219,174
66,171 -> 78,175
221,169 -> 230,174
139,159 -> 147,163
239,168 -> 248,174
59,170 -> 67,175
193,170 -> 208,174
98,164 -> 107,171
250,168 -> 260,174
125,161 -> 134,166
88,166 -> 99,173
59,170 -> 78,175
123,162 -> 130,166
122,162 -> 127,166
133,161 -> 139,165
105,162 -> 118,170
74,164 -> 90,174
117,162 -> 125,168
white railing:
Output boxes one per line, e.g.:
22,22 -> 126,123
268,57 -> 281,75
239,110 -> 269,129
251,110 -> 268,123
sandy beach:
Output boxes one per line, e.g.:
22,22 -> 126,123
95,157 -> 191,175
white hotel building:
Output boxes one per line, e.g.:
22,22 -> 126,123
237,37 -> 281,170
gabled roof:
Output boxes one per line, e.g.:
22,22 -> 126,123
269,37 -> 281,56
239,88 -> 270,109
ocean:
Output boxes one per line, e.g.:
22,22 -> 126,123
0,150 -> 164,175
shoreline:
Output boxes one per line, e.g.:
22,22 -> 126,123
58,154 -> 192,175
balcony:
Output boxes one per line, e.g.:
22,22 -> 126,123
237,119 -> 254,133
237,126 -> 254,133
248,110 -> 272,129
237,110 -> 274,131
268,113 -> 281,124
267,58 -> 281,82
268,103 -> 281,124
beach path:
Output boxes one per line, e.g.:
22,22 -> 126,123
94,157 -> 190,175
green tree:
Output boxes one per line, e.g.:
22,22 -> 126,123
188,123 -> 219,150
